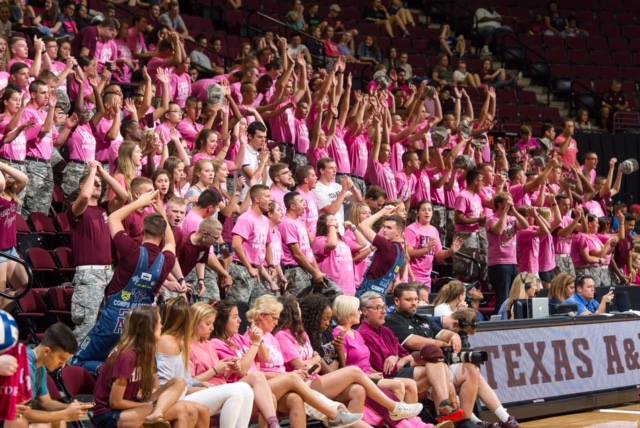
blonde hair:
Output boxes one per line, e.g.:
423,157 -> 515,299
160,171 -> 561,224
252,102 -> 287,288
432,280 -> 465,306
191,159 -> 213,186
115,141 -> 140,189
506,272 -> 538,316
548,273 -> 575,303
332,295 -> 360,325
348,203 -> 370,226
189,302 -> 216,341
198,217 -> 222,234
537,207 -> 551,222
247,295 -> 283,323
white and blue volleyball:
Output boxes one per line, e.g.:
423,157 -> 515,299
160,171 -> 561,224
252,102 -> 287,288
0,310 -> 18,354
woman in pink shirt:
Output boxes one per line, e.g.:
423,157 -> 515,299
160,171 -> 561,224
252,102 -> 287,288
113,22 -> 137,84
164,156 -> 189,197
108,141 -> 142,212
406,201 -> 462,291
192,129 -> 230,166
537,207 -> 557,286
210,300 -> 364,427
343,203 -> 375,288
0,87 -> 30,165
573,214 -> 617,288
188,302 -> 283,428
312,214 -> 359,296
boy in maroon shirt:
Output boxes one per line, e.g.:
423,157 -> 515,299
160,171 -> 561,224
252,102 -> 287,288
122,176 -> 155,245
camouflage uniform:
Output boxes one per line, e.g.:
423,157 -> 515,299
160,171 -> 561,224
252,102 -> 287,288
283,266 -> 342,297
0,159 -> 27,206
575,266 -> 609,288
292,152 -> 309,172
453,231 -> 488,282
431,205 -> 447,242
185,265 -> 220,303
70,265 -> 113,343
227,263 -> 272,306
61,161 -> 87,198
23,158 -> 53,216
444,209 -> 456,248
554,254 -> 575,276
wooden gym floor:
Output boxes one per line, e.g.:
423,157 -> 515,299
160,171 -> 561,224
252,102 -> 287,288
521,404 -> 640,427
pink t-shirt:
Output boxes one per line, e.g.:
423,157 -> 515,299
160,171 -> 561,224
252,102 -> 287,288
427,168 -> 445,205
113,41 -> 133,84
554,214 -> 574,255
404,222 -> 442,289
516,226 -> 540,274
346,131 -> 369,179
274,329 -> 314,373
297,187 -> 319,236
0,115 -> 27,161
412,170 -> 431,208
332,327 -> 374,374
478,186 -> 496,218
583,200 -> 605,217
66,123 -> 96,161
327,126 -> 351,174
155,122 -> 180,147
538,232 -> 556,273
454,190 -> 483,233
95,116 -> 123,164
176,119 -> 203,151
255,333 -> 285,373
444,174 -> 461,209
485,215 -> 518,266
188,340 -> 227,386
127,28 -> 147,54
571,233 -> 603,268
171,72 -> 192,109
312,236 -> 357,295
68,79 -> 95,112
95,38 -> 118,65
509,184 -> 532,208
231,209 -> 270,266
270,104 -> 295,144
389,138 -> 407,174
367,159 -> 397,200
343,229 -> 370,287
293,117 -> 309,154
278,215 -> 314,267
269,185 -> 288,216
267,227 -> 283,266
211,334 -> 256,382
24,105 -> 56,160
555,135 -> 578,168
182,209 -> 204,236
395,170 -> 416,203
191,76 -> 228,103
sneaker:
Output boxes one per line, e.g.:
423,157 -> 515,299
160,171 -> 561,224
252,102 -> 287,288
476,421 -> 500,428
326,411 -> 363,428
389,402 -> 424,420
500,416 -> 520,428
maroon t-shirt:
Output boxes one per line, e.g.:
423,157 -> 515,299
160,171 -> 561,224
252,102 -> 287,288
0,196 -> 17,250
177,232 -> 209,276
123,210 -> 145,245
75,25 -> 98,56
365,235 -> 401,280
67,205 -> 112,266
93,349 -> 141,416
106,231 -> 176,297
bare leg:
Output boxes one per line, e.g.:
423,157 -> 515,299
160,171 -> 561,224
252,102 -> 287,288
477,376 -> 502,412
147,379 -> 187,421
267,373 -> 339,419
116,403 -> 154,428
309,366 -> 397,411
401,9 -> 416,27
377,379 -> 405,401
393,15 -> 409,35
243,371 -> 278,420
384,19 -> 395,38
457,36 -> 466,57
331,384 -> 366,412
455,364 -> 479,418
277,392 -> 306,428
163,401 -> 198,428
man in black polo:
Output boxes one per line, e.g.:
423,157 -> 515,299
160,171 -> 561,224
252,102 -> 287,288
386,283 -> 520,428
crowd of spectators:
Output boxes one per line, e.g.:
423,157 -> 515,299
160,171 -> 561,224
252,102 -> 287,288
0,0 -> 638,427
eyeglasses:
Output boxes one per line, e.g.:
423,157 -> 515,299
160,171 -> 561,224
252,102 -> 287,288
365,305 -> 387,312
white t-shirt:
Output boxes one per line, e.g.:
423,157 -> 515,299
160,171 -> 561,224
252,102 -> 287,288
453,70 -> 469,84
434,303 -> 454,317
313,180 -> 348,234
241,143 -> 259,200
475,8 -> 501,30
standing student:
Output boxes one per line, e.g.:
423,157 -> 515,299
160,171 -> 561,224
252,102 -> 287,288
73,190 -> 176,374
69,161 -> 127,342
91,306 -> 204,428
5,323 -> 89,428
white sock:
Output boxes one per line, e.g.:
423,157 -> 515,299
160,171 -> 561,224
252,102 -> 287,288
470,414 -> 482,423
494,406 -> 510,422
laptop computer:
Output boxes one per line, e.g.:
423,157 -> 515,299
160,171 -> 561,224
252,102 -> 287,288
530,297 -> 549,318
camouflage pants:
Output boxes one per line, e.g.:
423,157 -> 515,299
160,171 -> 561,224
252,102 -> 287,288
0,159 -> 26,206
185,264 -> 220,303
453,231 -> 488,282
62,161 -> 87,199
431,205 -> 447,243
283,266 -> 342,298
71,266 -> 113,343
444,209 -> 456,248
23,159 -> 53,217
575,266 -> 609,288
554,254 -> 575,276
227,263 -> 272,306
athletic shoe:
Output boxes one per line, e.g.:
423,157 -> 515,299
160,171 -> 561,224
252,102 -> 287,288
475,421 -> 500,428
389,402 -> 424,420
500,416 -> 520,428
326,411 -> 363,427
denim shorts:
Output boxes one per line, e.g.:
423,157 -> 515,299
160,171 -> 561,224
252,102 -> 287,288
0,247 -> 18,264
91,410 -> 121,428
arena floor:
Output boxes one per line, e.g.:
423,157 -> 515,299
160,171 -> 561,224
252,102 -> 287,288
521,404 -> 640,427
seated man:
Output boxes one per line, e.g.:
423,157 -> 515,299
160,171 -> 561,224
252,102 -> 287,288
385,283 -> 520,428
6,323 -> 92,428
565,275 -> 613,316
358,291 -> 463,424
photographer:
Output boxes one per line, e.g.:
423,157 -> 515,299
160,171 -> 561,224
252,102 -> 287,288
386,283 -> 520,428
358,291 -> 462,424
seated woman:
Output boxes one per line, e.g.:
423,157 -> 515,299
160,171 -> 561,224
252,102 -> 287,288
432,281 -> 468,317
332,295 -> 430,426
157,297 -> 253,427
548,273 -> 575,306
498,272 -> 539,320
91,306 -> 206,428
210,299 -> 364,427
274,295 -> 424,425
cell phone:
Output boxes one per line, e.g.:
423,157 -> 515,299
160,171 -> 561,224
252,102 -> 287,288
307,363 -> 319,374
609,287 -> 616,295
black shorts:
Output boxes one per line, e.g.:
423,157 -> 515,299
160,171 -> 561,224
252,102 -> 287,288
92,410 -> 121,428
539,270 -> 555,283
395,366 -> 415,379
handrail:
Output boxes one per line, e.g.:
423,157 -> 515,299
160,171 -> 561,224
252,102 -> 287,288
0,251 -> 32,300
